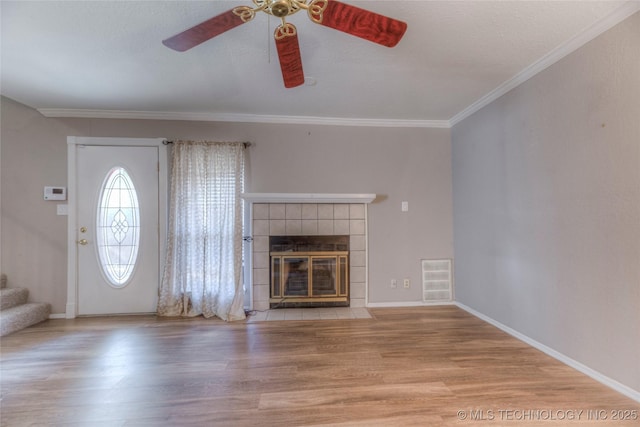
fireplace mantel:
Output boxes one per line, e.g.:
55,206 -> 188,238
241,193 -> 376,204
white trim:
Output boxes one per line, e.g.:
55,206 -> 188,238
66,137 -> 168,319
450,2 -> 640,126
241,193 -> 376,204
364,204 -> 369,307
243,199 -> 254,311
455,302 -> 640,403
38,109 -> 450,129
66,141 -> 78,318
48,313 -> 67,319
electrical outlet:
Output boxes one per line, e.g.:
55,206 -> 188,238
403,279 -> 410,288
391,279 -> 397,289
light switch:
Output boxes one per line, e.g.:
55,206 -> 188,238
57,204 -> 68,216
401,201 -> 409,212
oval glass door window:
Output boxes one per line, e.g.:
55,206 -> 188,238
96,167 -> 140,287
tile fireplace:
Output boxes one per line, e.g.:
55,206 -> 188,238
243,194 -> 375,311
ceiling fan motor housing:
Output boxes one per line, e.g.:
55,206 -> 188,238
268,0 -> 292,17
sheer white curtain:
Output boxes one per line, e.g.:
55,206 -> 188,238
158,140 -> 246,321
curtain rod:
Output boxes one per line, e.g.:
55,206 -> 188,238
162,140 -> 251,148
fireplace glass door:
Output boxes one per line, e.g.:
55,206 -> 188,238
283,257 -> 309,296
311,258 -> 336,295
271,252 -> 348,304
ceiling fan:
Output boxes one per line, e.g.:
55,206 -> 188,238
162,0 -> 407,88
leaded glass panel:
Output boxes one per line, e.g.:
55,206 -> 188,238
96,167 -> 140,287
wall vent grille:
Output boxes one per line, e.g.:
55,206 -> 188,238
422,259 -> 452,303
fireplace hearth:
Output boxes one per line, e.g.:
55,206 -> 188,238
270,235 -> 349,308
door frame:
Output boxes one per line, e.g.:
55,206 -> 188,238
66,137 -> 168,318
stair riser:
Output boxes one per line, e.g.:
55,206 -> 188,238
1,288 -> 30,311
0,303 -> 51,336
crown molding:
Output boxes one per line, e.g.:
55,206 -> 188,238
37,108 -> 451,129
449,1 -> 640,127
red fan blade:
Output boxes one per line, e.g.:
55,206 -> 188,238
308,0 -> 407,47
274,24 -> 305,88
163,8 -> 249,52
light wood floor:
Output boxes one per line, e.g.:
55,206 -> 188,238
246,307 -> 372,322
1,306 -> 638,426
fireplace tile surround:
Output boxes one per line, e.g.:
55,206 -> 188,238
250,202 -> 369,311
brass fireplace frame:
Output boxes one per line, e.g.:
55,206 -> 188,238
270,251 -> 349,304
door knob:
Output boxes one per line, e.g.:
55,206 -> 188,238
78,239 -> 88,245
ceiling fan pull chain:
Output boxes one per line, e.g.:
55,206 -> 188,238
268,15 -> 271,64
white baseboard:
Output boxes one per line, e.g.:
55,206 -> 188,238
455,302 -> 640,403
49,313 -> 66,319
366,301 -> 456,308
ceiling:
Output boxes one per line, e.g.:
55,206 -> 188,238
1,1 -> 637,127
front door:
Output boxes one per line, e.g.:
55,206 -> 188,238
75,144 -> 160,315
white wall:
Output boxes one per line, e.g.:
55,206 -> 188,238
0,99 -> 453,313
452,12 -> 640,393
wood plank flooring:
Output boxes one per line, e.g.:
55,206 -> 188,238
246,307 -> 371,321
1,306 -> 638,426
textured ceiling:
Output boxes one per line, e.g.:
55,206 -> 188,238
1,1 -> 636,126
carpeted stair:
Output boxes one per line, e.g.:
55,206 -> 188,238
0,274 -> 51,336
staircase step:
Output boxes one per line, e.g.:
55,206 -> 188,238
0,303 -> 51,337
1,288 -> 29,311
